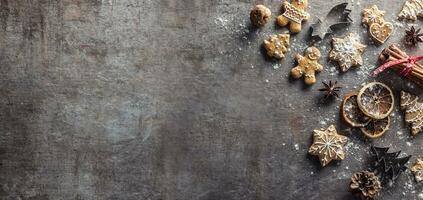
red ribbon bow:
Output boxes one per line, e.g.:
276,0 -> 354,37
371,56 -> 423,77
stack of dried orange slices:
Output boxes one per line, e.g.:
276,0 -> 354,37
341,82 -> 394,138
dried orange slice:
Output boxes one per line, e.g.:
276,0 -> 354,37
357,82 -> 394,120
360,116 -> 390,138
341,92 -> 371,127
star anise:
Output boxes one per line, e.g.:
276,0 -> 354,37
318,80 -> 341,98
405,26 -> 423,46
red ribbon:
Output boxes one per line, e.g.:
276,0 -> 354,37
371,56 -> 423,77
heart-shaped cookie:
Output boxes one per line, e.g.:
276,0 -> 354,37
369,22 -> 393,44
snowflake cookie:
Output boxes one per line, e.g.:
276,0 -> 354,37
362,5 -> 393,44
362,5 -> 386,25
329,33 -> 367,72
309,125 -> 348,167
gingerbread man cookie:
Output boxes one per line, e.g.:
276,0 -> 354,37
362,5 -> 393,44
263,33 -> 290,59
277,0 -> 310,33
291,47 -> 323,85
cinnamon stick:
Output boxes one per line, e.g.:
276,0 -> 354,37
379,44 -> 423,86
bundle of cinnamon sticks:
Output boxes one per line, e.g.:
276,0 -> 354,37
379,44 -> 423,87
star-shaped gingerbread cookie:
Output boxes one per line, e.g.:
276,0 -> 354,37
411,158 -> 423,182
362,5 -> 385,26
309,125 -> 348,167
329,33 -> 367,72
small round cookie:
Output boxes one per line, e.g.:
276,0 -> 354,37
250,5 -> 272,27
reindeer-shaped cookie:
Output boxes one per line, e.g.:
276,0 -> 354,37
277,0 -> 310,33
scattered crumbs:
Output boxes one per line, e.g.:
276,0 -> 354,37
345,141 -> 364,162
265,79 -> 269,83
406,81 -> 415,89
320,119 -> 327,126
273,63 -> 281,69
345,166 -> 349,170
394,21 -> 405,28
214,16 -> 229,28
294,144 -> 299,150
407,141 -> 412,146
328,66 -> 337,76
332,169 -> 336,173
419,193 -> 423,199
310,171 -> 314,175
397,131 -> 403,136
356,1 -> 360,5
251,64 -> 254,69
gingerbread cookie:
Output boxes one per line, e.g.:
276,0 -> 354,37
291,47 -> 323,85
362,5 -> 386,25
362,5 -> 393,44
309,125 -> 347,167
398,0 -> 423,21
277,0 -> 310,33
411,158 -> 423,182
400,91 -> 423,136
369,22 -> 394,44
329,33 -> 366,72
263,33 -> 290,59
250,5 -> 272,27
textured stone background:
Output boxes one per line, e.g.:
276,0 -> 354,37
0,0 -> 422,199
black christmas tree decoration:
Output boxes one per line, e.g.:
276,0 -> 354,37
370,146 -> 411,185
309,3 -> 352,41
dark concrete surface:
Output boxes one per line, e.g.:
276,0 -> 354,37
0,0 -> 422,199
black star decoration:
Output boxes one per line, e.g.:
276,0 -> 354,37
309,3 -> 352,41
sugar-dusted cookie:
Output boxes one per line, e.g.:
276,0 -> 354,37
291,47 -> 323,85
329,33 -> 366,72
400,91 -> 423,136
309,125 -> 348,167
362,5 -> 393,44
263,33 -> 290,59
362,5 -> 386,25
369,22 -> 394,44
277,0 -> 310,33
398,0 -> 423,21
